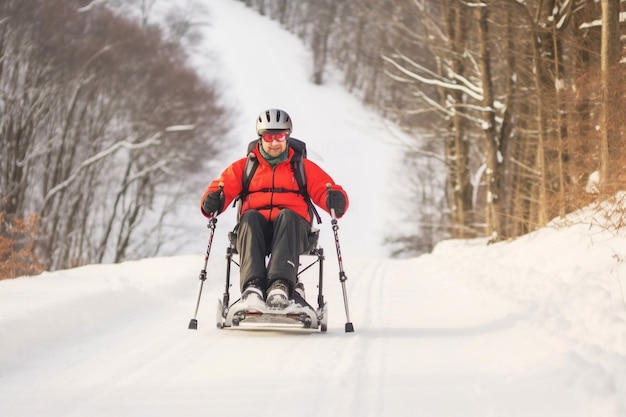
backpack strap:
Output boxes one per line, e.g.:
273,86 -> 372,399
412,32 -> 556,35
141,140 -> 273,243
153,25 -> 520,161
232,142 -> 260,220
290,151 -> 322,225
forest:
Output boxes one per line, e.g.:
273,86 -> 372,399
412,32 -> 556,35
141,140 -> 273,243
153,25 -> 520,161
0,0 -> 227,276
1,0 -> 625,277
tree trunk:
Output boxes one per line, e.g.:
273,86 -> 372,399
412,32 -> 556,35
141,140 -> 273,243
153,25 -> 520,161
599,0 -> 620,190
474,2 -> 501,240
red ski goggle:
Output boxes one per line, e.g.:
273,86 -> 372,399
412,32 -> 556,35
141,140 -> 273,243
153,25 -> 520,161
261,131 -> 288,143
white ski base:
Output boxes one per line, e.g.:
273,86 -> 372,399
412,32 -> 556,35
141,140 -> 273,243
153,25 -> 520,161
218,297 -> 327,332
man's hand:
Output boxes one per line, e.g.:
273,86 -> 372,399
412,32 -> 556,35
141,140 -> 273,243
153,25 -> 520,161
326,190 -> 346,218
202,191 -> 224,215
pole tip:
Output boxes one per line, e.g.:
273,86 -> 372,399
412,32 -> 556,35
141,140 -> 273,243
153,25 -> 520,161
345,322 -> 354,333
188,319 -> 198,330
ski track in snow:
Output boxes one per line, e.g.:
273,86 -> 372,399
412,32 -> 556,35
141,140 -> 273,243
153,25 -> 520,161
1,247 -> 626,416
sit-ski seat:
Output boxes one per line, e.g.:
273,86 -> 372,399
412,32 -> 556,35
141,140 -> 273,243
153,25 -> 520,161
217,223 -> 327,332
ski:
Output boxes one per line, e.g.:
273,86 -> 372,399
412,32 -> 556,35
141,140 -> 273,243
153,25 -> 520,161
217,294 -> 328,332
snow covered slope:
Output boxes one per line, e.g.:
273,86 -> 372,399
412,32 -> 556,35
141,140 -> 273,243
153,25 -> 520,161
175,0 -> 404,258
2,207 -> 626,416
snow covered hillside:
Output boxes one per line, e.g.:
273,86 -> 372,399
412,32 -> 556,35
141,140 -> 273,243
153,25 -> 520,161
173,0 -> 405,258
2,201 -> 626,417
1,1 -> 626,416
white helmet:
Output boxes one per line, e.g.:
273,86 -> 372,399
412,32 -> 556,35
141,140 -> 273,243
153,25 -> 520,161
256,109 -> 292,135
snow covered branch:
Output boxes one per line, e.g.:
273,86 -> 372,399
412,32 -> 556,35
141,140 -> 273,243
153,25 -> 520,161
382,54 -> 484,101
42,132 -> 163,206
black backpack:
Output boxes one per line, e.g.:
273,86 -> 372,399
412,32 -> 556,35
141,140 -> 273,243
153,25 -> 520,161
235,138 -> 322,224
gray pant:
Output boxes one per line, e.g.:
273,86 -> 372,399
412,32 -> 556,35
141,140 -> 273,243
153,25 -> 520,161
237,209 -> 312,296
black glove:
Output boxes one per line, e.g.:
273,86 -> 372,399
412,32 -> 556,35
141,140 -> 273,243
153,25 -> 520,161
202,191 -> 224,215
326,190 -> 346,218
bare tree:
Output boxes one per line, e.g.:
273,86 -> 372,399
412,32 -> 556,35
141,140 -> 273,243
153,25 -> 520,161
1,0 -> 228,269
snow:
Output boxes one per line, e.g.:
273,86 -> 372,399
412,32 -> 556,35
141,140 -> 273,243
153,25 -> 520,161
587,171 -> 601,194
175,0 -> 404,258
2,1 -> 626,416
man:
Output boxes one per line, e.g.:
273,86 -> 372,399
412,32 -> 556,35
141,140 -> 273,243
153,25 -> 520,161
201,109 -> 349,309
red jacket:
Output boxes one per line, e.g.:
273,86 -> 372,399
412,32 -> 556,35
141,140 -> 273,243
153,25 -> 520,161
201,145 -> 349,223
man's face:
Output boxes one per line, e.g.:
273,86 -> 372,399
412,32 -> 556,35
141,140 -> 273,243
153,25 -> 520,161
261,131 -> 288,157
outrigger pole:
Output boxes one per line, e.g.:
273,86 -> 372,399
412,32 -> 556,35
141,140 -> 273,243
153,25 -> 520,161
188,185 -> 223,330
327,185 -> 354,333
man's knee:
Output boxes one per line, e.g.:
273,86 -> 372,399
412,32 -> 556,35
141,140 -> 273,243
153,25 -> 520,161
240,209 -> 264,225
275,209 -> 306,227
